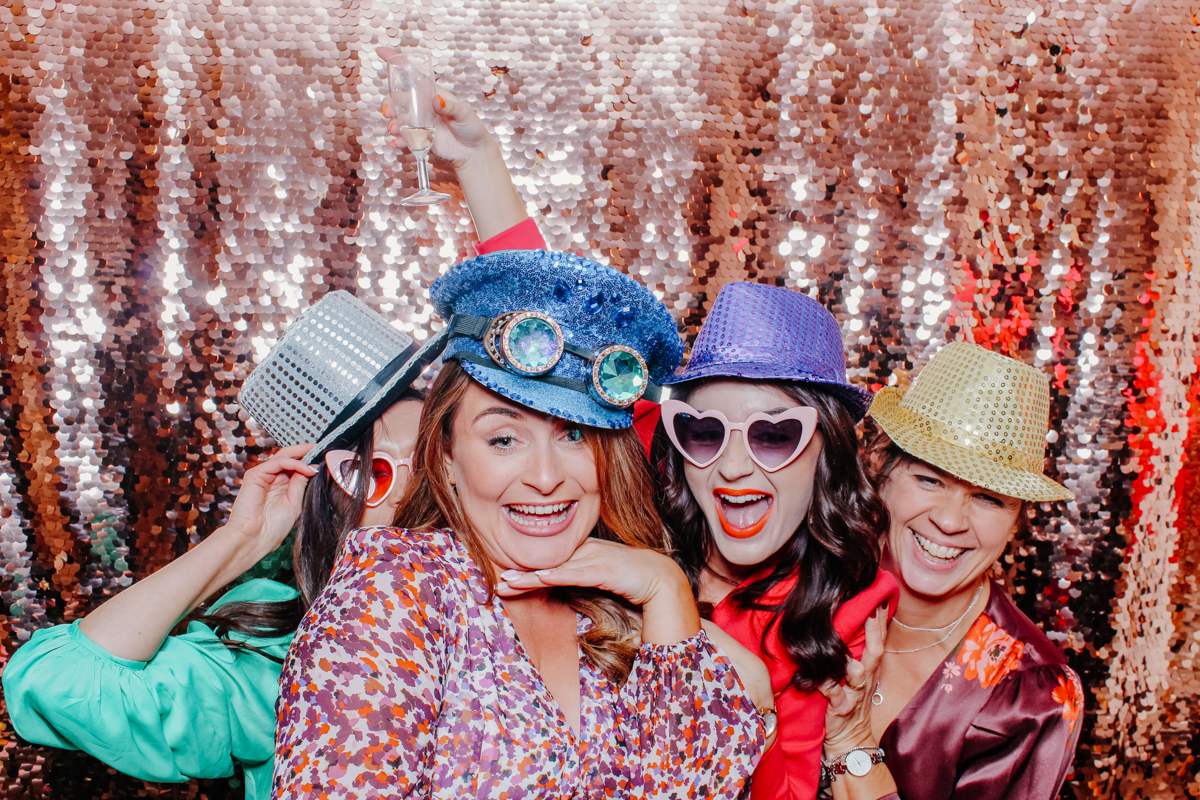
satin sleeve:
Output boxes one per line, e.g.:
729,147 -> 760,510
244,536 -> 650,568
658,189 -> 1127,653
618,629 -> 764,799
950,664 -> 1083,800
272,528 -> 453,800
1,578 -> 294,785
475,217 -> 547,254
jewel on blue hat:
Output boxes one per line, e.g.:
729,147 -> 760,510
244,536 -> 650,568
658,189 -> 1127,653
664,281 -> 872,420
431,250 -> 684,429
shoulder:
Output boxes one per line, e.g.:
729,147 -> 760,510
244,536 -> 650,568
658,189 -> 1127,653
983,583 -> 1070,670
342,526 -> 470,571
832,568 -> 899,640
328,526 -> 483,601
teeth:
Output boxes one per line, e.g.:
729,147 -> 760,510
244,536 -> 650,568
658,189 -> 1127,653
913,532 -> 965,562
510,502 -> 570,515
507,502 -> 573,527
718,493 -> 770,505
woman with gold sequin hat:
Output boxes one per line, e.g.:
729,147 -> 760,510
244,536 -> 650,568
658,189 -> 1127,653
650,280 -> 899,800
273,248 -> 768,799
1,89 -> 553,800
818,342 -> 1083,800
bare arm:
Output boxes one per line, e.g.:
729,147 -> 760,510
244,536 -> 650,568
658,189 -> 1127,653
77,445 -> 316,661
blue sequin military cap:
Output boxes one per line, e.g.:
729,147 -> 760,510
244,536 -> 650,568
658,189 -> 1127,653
431,250 -> 684,429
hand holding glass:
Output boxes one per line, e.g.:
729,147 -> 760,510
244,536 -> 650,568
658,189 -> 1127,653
383,49 -> 450,206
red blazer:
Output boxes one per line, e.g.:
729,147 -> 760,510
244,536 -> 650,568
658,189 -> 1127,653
714,568 -> 899,800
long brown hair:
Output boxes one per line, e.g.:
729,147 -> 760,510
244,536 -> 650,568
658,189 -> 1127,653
396,360 -> 668,685
193,388 -> 428,657
652,379 -> 886,691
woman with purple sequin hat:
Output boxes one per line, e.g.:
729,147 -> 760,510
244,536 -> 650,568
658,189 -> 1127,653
651,280 -> 897,800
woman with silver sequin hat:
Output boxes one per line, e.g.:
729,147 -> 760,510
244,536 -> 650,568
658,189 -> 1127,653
650,280 -> 898,800
817,342 -> 1082,800
273,249 -> 767,799
2,89 -> 549,800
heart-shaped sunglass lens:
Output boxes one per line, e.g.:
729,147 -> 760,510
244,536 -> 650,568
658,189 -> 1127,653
672,413 -> 726,464
334,457 -> 395,505
746,418 -> 807,469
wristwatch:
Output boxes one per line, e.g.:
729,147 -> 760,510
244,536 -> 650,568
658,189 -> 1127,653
821,746 -> 885,781
758,707 -> 778,739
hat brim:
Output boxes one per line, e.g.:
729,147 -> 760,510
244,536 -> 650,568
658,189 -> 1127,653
302,328 -> 450,465
869,387 -> 1074,503
664,362 -> 872,421
455,358 -> 631,430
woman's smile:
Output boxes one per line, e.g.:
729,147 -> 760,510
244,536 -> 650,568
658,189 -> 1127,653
504,501 -> 579,536
713,488 -> 774,538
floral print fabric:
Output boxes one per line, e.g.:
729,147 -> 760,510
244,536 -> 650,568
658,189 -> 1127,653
273,526 -> 763,799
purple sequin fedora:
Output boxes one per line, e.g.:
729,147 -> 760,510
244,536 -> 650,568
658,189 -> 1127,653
664,281 -> 872,419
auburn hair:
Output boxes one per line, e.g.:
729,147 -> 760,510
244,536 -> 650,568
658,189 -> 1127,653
652,379 -> 886,691
395,360 -> 669,685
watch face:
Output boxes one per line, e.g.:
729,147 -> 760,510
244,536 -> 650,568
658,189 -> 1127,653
845,749 -> 874,777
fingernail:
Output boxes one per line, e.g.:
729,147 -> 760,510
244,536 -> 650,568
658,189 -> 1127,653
534,569 -> 553,575
496,581 -> 510,592
439,94 -> 446,108
499,570 -> 522,581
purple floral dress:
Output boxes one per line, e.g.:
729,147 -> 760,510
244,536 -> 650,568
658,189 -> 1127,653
273,526 -> 763,799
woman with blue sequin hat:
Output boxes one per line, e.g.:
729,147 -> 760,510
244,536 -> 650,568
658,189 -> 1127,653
650,280 -> 898,800
274,250 -> 769,800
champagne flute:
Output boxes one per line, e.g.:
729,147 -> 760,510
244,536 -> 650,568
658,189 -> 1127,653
383,48 -> 450,206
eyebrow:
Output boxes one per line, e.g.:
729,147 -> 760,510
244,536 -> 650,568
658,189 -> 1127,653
762,407 -> 791,416
474,406 -> 523,423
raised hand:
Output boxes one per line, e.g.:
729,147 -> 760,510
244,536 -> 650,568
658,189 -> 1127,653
497,538 -> 701,645
221,443 -> 317,565
820,604 -> 887,753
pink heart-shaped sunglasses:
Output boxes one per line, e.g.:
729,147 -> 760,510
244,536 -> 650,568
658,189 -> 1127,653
660,399 -> 819,472
324,450 -> 413,507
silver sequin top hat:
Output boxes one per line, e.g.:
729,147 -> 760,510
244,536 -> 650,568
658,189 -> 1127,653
237,291 -> 448,464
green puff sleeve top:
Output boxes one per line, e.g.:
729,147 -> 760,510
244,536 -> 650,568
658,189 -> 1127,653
2,578 -> 296,800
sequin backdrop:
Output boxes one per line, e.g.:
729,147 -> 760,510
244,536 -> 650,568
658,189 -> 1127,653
0,0 -> 1196,796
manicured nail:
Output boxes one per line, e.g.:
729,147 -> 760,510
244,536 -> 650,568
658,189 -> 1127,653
499,570 -> 521,581
496,581 -> 510,592
534,569 -> 553,575
439,94 -> 446,108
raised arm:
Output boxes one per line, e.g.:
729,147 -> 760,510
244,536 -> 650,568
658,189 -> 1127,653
75,444 -> 314,661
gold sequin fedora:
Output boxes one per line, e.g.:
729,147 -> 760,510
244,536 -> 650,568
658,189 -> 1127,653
869,342 -> 1074,503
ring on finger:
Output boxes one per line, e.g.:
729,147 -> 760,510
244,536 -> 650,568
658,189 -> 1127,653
846,676 -> 868,692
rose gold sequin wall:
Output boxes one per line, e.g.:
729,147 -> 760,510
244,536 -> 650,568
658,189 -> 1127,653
0,0 -> 1197,796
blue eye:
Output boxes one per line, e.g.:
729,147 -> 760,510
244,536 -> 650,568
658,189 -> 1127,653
566,427 -> 585,443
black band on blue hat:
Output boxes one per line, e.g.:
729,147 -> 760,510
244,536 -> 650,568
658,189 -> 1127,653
449,351 -> 662,404
449,314 -> 593,361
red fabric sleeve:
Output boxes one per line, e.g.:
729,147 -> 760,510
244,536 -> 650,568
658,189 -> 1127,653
474,217 -> 546,255
834,569 -> 899,660
632,399 -> 661,457
714,569 -> 900,800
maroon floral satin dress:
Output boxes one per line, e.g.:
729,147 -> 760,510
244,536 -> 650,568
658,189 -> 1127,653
875,580 -> 1083,800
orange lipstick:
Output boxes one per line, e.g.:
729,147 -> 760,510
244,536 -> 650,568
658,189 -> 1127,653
713,488 -> 773,539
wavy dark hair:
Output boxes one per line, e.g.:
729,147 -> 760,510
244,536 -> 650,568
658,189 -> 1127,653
651,379 -> 887,691
191,387 -> 427,660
